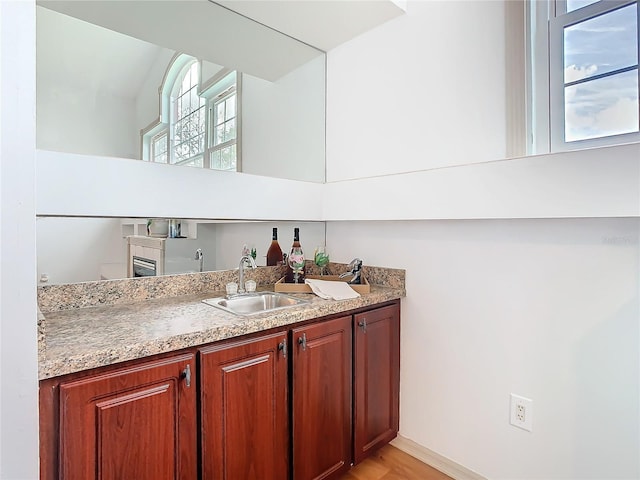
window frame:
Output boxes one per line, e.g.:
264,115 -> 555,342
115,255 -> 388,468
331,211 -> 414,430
528,0 -> 640,154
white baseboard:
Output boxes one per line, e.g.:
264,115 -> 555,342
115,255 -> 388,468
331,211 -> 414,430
391,435 -> 488,480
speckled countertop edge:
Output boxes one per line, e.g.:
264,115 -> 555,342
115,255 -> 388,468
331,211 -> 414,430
39,265 -> 405,380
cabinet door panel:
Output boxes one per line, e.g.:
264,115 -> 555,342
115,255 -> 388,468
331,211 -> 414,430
59,353 -> 196,480
354,304 -> 400,464
200,331 -> 288,480
97,384 -> 175,479
293,315 -> 352,480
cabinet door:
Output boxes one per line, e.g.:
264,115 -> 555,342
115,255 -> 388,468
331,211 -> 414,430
292,315 -> 352,480
58,353 -> 196,480
353,303 -> 400,464
200,331 -> 289,480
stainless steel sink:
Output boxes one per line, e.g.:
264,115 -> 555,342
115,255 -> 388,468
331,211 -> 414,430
202,292 -> 309,316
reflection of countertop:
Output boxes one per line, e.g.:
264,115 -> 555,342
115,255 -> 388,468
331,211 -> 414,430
38,265 -> 405,380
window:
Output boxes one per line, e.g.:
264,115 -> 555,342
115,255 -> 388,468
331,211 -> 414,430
209,91 -> 237,171
201,70 -> 239,171
151,131 -> 168,164
141,54 -> 240,170
529,0 -> 639,153
172,61 -> 205,167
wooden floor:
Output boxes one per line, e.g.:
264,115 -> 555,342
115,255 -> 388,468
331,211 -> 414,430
339,445 -> 453,480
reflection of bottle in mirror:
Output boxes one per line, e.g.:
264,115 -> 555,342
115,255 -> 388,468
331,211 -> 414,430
266,228 -> 283,266
285,227 -> 305,283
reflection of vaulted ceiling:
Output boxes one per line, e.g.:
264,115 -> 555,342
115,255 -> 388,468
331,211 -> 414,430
37,7 -> 165,99
216,0 -> 406,52
36,0 -> 324,82
36,0 -> 405,82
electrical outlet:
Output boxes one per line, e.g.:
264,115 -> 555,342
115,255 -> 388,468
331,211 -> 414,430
510,394 -> 533,432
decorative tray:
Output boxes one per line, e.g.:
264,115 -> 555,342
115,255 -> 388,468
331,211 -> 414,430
274,275 -> 370,294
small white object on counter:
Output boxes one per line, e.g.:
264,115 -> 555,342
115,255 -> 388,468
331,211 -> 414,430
226,282 -> 238,295
304,279 -> 360,300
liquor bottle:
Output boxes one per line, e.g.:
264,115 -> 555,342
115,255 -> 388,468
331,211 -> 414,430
266,228 -> 283,266
285,227 -> 305,283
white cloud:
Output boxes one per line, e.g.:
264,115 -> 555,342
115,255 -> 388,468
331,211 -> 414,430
564,64 -> 598,83
570,26 -> 627,33
566,96 -> 639,142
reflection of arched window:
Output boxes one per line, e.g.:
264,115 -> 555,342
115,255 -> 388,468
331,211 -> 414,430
172,61 -> 205,167
141,53 -> 239,171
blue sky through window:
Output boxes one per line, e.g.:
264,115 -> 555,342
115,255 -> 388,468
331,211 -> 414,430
567,0 -> 599,13
563,2 -> 639,141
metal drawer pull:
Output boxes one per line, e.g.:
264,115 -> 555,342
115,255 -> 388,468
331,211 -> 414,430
358,319 -> 367,333
298,333 -> 307,351
278,338 -> 287,359
181,364 -> 191,388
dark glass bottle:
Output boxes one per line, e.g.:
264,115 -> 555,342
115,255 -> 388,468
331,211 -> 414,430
285,227 -> 305,283
266,228 -> 283,266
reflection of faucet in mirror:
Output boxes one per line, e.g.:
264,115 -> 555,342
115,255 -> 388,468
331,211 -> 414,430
238,254 -> 257,294
195,248 -> 204,273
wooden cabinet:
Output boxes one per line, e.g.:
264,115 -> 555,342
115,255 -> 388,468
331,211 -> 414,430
199,330 -> 289,480
200,316 -> 353,480
54,353 -> 196,480
353,303 -> 400,464
292,315 -> 352,480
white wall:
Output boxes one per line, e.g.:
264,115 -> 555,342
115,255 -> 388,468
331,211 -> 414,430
0,0 -> 39,477
37,85 -> 138,159
35,150 -> 325,221
134,48 -> 176,140
327,219 -> 639,479
323,143 -> 640,220
36,7 -> 140,159
325,1 -> 639,478
242,55 -> 326,182
326,0 -> 507,182
36,217 -> 126,284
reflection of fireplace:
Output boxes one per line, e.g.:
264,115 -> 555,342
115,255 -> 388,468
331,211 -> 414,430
132,256 -> 157,277
127,235 -> 205,278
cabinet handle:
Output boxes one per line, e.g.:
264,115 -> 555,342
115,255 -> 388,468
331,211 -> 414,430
358,319 -> 367,333
278,338 -> 287,359
298,333 -> 307,351
181,364 -> 191,388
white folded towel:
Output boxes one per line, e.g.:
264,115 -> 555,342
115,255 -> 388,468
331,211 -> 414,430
305,278 -> 360,300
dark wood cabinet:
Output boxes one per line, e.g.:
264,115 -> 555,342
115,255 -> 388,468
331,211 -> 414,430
56,353 -> 196,480
353,303 -> 400,464
199,330 -> 289,480
292,315 -> 352,480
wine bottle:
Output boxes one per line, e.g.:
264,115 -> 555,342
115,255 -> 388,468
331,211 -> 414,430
285,227 -> 305,283
266,227 -> 283,266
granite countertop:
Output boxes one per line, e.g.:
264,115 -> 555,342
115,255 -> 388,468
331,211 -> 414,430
38,265 -> 405,380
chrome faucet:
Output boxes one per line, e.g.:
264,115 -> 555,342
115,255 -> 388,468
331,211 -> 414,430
238,254 -> 257,293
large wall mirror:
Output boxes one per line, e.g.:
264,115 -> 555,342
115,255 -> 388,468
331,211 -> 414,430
37,217 -> 326,285
36,1 -> 326,183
